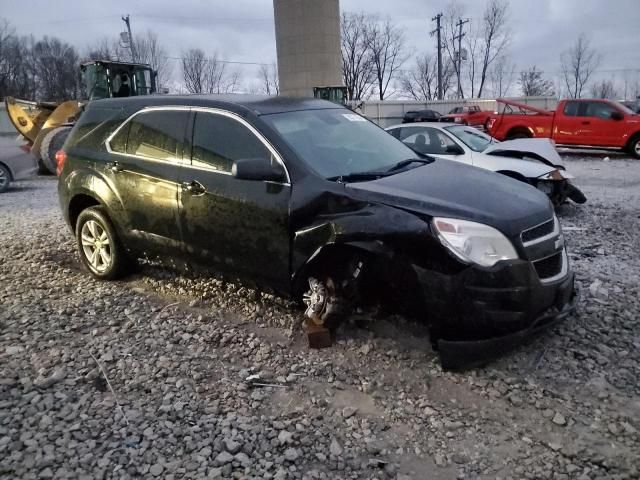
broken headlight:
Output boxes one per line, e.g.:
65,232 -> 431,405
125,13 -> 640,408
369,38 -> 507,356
432,217 -> 518,267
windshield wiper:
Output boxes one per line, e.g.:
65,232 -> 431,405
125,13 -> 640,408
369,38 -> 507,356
328,157 -> 434,183
385,157 -> 434,173
328,171 -> 390,183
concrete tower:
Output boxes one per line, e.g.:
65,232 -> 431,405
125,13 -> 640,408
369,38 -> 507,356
273,0 -> 342,97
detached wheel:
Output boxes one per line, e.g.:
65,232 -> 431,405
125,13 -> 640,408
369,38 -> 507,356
628,135 -> 640,159
76,206 -> 131,280
0,164 -> 11,193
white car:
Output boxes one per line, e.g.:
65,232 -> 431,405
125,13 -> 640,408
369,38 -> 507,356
386,123 -> 586,206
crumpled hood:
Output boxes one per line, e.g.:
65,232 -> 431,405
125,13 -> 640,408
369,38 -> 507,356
347,159 -> 553,238
483,138 -> 564,169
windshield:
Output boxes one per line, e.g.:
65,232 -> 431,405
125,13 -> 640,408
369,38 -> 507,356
444,125 -> 495,152
262,109 -> 421,179
612,101 -> 635,115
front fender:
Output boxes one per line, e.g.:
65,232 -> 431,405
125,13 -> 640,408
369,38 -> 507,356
291,204 -> 431,285
477,153 -> 556,179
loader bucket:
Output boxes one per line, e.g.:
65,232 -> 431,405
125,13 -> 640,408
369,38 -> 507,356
31,100 -> 81,160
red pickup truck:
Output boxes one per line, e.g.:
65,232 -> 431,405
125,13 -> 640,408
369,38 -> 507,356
440,105 -> 493,127
486,98 -> 640,158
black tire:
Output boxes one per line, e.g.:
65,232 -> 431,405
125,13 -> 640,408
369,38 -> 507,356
627,134 -> 640,159
37,158 -> 52,175
0,164 -> 11,193
506,130 -> 531,140
75,206 -> 132,280
566,183 -> 587,204
40,126 -> 71,174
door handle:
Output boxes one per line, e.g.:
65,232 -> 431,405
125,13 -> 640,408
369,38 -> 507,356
581,121 -> 591,125
181,180 -> 206,195
107,161 -> 123,173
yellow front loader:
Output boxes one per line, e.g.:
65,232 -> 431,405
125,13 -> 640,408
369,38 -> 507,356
5,60 -> 156,174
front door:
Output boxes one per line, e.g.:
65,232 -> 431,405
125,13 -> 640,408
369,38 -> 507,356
583,101 -> 627,147
178,109 -> 291,289
105,108 -> 189,253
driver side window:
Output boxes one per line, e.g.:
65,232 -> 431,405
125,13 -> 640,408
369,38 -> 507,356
401,128 -> 457,155
585,102 -> 617,120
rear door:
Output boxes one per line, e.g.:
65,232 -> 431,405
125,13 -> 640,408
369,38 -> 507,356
105,107 -> 189,254
553,101 -> 583,145
178,109 -> 291,288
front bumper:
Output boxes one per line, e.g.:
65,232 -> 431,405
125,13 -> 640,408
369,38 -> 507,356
414,258 -> 577,370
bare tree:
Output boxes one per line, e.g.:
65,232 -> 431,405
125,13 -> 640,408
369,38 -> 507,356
204,53 -> 238,94
476,0 -> 510,97
0,20 -> 38,99
32,36 -> 80,101
442,1 -> 466,98
181,48 -> 208,93
341,12 -> 375,100
258,63 -> 279,95
399,54 -> 436,101
590,79 -> 617,99
135,31 -> 171,90
465,24 -> 481,98
85,37 -> 120,62
560,34 -> 600,98
519,66 -> 554,97
489,55 -> 516,97
365,17 -> 407,100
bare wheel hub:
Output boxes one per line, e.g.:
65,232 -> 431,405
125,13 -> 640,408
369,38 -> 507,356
303,278 -> 332,325
303,278 -> 326,322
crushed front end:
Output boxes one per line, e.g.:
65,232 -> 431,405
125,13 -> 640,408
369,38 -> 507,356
417,214 -> 577,369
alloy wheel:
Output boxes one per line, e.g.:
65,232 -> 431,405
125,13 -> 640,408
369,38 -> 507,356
0,168 -> 7,190
80,220 -> 112,273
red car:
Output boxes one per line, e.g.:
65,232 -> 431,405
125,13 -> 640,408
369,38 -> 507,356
439,105 -> 494,127
486,98 -> 640,158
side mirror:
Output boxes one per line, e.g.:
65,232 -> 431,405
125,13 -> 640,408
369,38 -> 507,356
232,157 -> 286,182
445,144 -> 465,155
611,111 -> 624,121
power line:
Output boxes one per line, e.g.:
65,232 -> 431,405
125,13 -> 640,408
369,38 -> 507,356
12,15 -> 120,27
164,56 -> 270,66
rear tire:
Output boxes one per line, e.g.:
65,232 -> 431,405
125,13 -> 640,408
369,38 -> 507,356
506,130 -> 532,140
627,134 -> 640,159
75,206 -> 132,280
39,127 -> 71,175
0,164 -> 11,193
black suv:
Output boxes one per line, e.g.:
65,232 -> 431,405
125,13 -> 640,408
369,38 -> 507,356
58,95 -> 576,368
402,109 -> 441,123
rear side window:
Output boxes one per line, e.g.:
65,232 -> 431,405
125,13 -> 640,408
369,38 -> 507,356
191,112 -> 271,173
66,107 -> 124,150
563,101 -> 580,116
126,111 -> 188,161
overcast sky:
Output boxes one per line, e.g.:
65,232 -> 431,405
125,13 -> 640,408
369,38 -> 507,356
5,0 -> 640,97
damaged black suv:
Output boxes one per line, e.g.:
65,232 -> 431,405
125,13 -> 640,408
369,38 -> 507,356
57,95 -> 576,368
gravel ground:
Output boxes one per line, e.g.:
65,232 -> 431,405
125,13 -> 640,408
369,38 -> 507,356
1,155 -> 639,479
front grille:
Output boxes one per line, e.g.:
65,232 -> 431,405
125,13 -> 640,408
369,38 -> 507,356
533,252 -> 563,280
522,219 -> 555,243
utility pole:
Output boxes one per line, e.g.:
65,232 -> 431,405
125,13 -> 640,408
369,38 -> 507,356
121,14 -> 137,62
430,13 -> 443,100
454,18 -> 469,99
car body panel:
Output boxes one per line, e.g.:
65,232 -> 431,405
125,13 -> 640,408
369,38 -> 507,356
0,135 -> 38,183
440,105 -> 493,126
